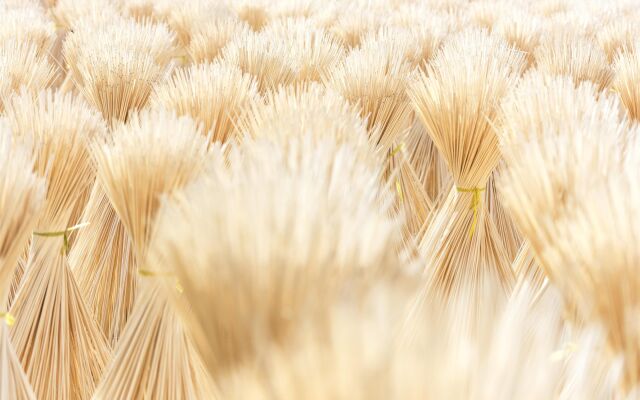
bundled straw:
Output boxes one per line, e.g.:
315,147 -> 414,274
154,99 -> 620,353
0,125 -> 45,308
408,29 -> 524,304
0,41 -> 57,112
52,0 -> 121,31
0,3 -> 56,56
533,33 -> 614,91
233,0 -> 271,31
63,17 -> 176,124
223,18 -> 345,92
91,109 -> 214,399
497,72 -> 627,284
404,118 -> 451,205
549,155 -> 640,392
149,136 -> 402,378
235,83 -> 373,158
492,9 -> 544,67
69,184 -> 136,345
597,20 -> 640,63
613,47 -> 640,121
324,42 -> 412,151
0,124 -> 43,400
0,319 -> 36,400
154,1 -> 232,47
223,281 -> 617,400
149,62 -> 259,143
187,18 -> 251,64
5,90 -> 109,400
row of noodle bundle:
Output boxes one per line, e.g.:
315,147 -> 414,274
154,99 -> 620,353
0,0 -> 640,399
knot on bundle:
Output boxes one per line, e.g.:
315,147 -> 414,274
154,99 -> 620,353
456,186 -> 485,238
33,222 -> 90,256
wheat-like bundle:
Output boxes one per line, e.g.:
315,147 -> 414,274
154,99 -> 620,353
91,109 -> 214,398
404,118 -> 451,205
485,171 -> 522,263
533,32 -> 614,91
497,72 -> 627,285
236,83 -> 372,154
68,184 -> 136,345
187,18 -> 251,64
0,41 -> 57,112
221,30 -> 297,92
149,62 -> 259,143
223,18 -> 345,92
597,20 -> 640,62
549,158 -> 640,392
0,125 -> 45,308
262,18 -> 346,83
93,280 -> 217,399
0,125 -> 43,400
358,27 -> 440,71
409,30 -> 524,305
0,3 -> 56,56
223,279 -> 616,400
4,90 -> 109,400
492,9 -> 545,67
63,17 -> 176,124
0,320 -> 37,400
233,0 -> 271,31
613,47 -> 640,121
154,0 -> 232,48
328,5 -> 381,48
51,0 -> 121,32
148,135 -> 402,378
1,0 -> 639,397
323,43 -> 413,151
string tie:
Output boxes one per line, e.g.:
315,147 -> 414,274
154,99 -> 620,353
0,312 -> 15,326
139,269 -> 184,293
456,187 -> 485,238
33,222 -> 90,256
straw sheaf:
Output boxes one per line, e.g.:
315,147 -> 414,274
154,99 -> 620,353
52,0 -> 121,31
409,29 -> 526,189
235,84 -> 376,161
63,18 -> 177,123
0,125 -> 45,307
187,18 -> 251,64
408,30 -> 524,305
223,282 -> 615,400
68,183 -> 136,345
149,137 -> 402,378
92,281 -> 217,400
9,235 -> 110,400
149,62 -> 259,144
324,44 -> 413,152
550,165 -> 640,390
0,41 -> 57,112
613,48 -> 640,121
0,322 -> 37,400
533,33 -> 614,91
222,19 -> 345,92
91,108 -> 211,260
2,89 -> 106,231
0,4 -> 57,56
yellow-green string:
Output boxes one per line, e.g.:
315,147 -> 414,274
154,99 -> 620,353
389,142 -> 405,158
456,187 -> 485,239
33,222 -> 90,256
395,179 -> 403,204
0,312 -> 15,326
138,269 -> 184,294
550,341 -> 578,362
